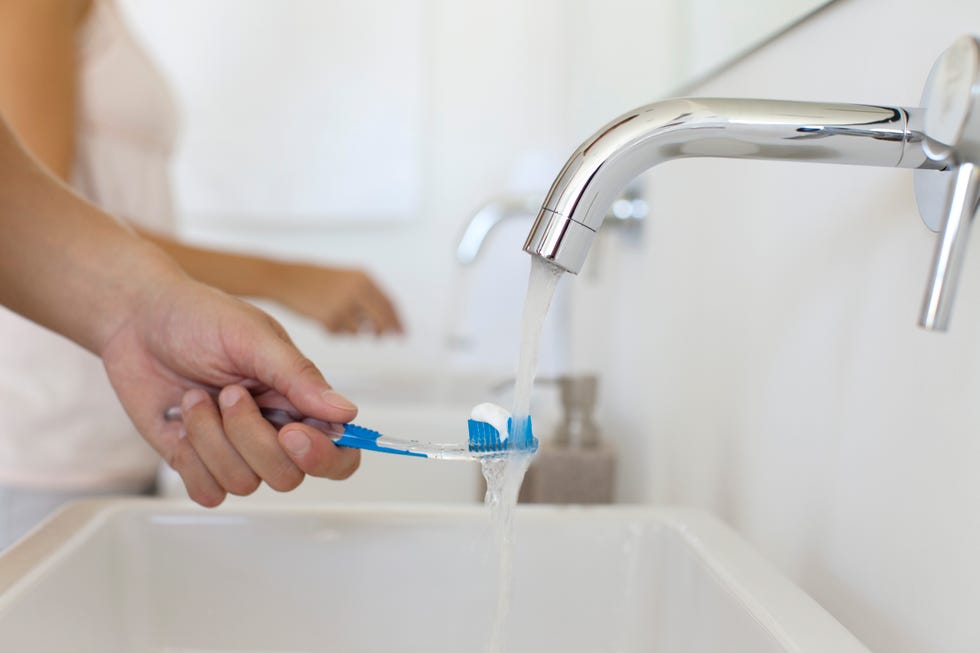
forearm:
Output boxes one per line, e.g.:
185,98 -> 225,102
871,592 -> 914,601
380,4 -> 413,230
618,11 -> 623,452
0,121 -> 187,354
139,231 -> 403,335
137,229 -> 286,299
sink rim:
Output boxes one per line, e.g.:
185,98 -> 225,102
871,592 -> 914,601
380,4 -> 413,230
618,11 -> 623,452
0,499 -> 870,653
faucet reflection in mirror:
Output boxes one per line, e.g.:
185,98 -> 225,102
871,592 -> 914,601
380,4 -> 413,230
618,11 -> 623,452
524,36 -> 980,332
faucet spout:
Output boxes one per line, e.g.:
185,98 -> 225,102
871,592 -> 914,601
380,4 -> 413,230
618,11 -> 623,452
524,37 -> 980,331
524,98 -> 935,274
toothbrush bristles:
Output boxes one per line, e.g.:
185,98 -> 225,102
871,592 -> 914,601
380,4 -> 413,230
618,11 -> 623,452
467,418 -> 537,454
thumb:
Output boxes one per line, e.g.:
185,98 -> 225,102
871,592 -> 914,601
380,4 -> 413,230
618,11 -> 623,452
252,337 -> 358,424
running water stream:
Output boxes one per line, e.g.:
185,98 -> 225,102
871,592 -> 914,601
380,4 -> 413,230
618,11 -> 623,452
482,256 -> 564,653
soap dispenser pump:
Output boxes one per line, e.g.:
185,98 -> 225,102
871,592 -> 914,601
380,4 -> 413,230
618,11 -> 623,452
518,374 -> 617,504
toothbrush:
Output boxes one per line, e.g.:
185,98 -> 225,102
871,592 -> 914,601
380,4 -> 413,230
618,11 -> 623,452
163,402 -> 537,461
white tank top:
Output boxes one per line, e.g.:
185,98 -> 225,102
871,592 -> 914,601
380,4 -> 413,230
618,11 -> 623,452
0,0 -> 179,489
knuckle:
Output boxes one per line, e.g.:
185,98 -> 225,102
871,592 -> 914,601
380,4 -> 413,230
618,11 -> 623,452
266,460 -> 304,492
182,390 -> 214,419
226,471 -> 261,496
167,443 -> 192,472
293,355 -> 320,379
335,453 -> 361,480
189,485 -> 226,508
266,315 -> 290,340
322,450 -> 360,480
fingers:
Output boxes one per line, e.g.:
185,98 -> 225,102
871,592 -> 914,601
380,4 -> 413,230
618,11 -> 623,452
278,422 -> 361,480
179,385 -> 302,499
323,294 -> 399,336
218,386 -> 304,492
181,388 -> 262,495
176,383 -> 363,506
168,435 -> 227,508
324,311 -> 363,336
168,391 -> 230,507
359,279 -> 403,335
317,270 -> 403,336
250,335 -> 359,425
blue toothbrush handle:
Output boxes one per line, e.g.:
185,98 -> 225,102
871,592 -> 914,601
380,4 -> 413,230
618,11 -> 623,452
331,423 -> 428,458
237,408 -> 430,458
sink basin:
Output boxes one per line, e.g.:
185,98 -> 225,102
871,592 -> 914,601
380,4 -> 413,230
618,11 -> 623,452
0,500 -> 869,652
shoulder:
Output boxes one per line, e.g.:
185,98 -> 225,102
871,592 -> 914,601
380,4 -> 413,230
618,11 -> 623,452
0,0 -> 91,25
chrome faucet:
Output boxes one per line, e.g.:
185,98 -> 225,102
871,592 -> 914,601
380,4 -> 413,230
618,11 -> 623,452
524,36 -> 980,331
456,189 -> 647,266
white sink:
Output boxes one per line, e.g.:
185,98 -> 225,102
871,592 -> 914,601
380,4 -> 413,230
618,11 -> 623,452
0,500 -> 869,652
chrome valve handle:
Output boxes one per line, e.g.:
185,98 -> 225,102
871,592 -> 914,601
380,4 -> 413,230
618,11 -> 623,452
915,36 -> 980,330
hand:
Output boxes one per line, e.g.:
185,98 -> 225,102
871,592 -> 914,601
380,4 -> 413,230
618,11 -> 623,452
270,263 -> 403,336
100,277 -> 362,507
0,115 -> 360,507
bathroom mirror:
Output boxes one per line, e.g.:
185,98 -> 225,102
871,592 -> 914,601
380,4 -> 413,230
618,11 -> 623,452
119,0 -> 836,226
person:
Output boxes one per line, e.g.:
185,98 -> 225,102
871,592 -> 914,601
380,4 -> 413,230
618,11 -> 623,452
0,0 -> 400,545
0,113 -> 363,517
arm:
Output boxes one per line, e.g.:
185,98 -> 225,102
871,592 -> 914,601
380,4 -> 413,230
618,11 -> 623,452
0,1 -> 402,337
0,117 -> 173,354
0,0 -> 82,178
137,229 -> 403,335
0,119 -> 361,505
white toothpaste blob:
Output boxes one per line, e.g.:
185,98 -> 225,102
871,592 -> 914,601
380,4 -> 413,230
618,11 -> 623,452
470,402 -> 511,443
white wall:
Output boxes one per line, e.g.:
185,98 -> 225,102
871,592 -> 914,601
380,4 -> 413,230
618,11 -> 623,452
574,2 -> 980,652
123,2 -> 980,648
122,0 -> 826,377
122,0 -> 428,223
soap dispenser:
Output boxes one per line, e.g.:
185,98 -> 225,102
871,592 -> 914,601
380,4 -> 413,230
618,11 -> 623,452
518,374 -> 617,504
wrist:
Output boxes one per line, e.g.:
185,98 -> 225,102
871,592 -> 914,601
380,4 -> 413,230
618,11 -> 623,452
93,238 -> 190,356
